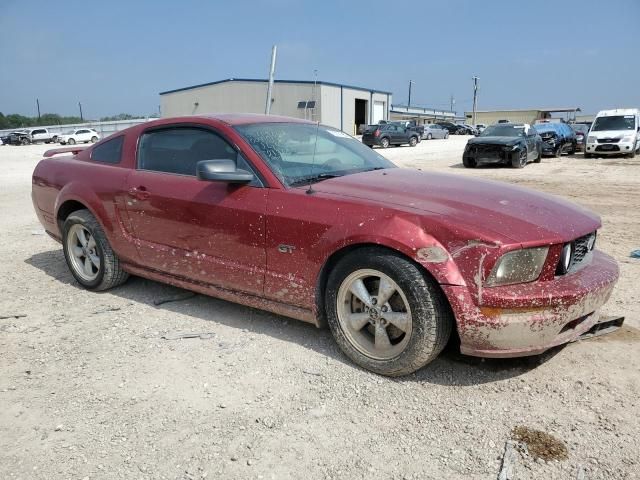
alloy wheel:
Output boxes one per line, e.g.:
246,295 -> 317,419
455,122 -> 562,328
336,269 -> 412,360
66,224 -> 100,282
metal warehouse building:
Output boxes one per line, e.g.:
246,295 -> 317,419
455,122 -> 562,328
464,108 -> 581,126
160,78 -> 392,135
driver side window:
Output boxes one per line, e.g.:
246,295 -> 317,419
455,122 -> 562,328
138,127 -> 237,176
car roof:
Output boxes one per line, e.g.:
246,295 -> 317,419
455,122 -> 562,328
197,113 -> 314,126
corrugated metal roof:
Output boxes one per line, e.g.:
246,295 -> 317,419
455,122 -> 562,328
160,78 -> 392,96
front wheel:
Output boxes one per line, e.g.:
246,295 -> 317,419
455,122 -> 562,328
512,148 -> 527,168
444,133 -> 449,139
427,134 -> 432,140
325,248 -> 452,376
409,136 -> 418,147
62,209 -> 129,291
21,137 -> 29,145
533,147 -> 542,163
462,156 -> 477,168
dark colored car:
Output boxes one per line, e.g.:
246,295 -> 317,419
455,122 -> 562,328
570,124 -> 590,151
463,123 -> 542,168
2,130 -> 31,145
389,120 -> 424,139
436,122 -> 467,135
362,123 -> 419,148
31,114 -> 620,376
535,122 -> 577,157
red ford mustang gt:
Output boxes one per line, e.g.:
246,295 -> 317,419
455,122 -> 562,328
32,114 -> 620,376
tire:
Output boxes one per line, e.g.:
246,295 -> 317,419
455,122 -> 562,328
533,147 -> 542,163
380,137 -> 390,149
512,148 -> 527,168
62,209 -> 129,291
409,136 -> 418,147
427,134 -> 432,140
68,138 -> 76,145
325,248 -> 452,376
555,144 -> 563,158
444,133 -> 449,139
21,137 -> 29,146
569,141 -> 577,155
462,156 -> 477,168
91,136 -> 98,143
52,135 -> 58,143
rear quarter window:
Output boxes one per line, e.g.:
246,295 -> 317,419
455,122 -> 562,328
90,136 -> 124,164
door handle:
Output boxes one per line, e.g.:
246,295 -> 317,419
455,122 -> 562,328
128,186 -> 149,200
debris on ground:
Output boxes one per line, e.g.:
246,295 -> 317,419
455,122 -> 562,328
90,306 -> 121,315
0,313 -> 27,320
161,332 -> 215,340
512,426 -> 568,461
498,440 -> 518,480
153,292 -> 196,306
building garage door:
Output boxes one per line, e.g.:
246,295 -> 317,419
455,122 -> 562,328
373,101 -> 384,124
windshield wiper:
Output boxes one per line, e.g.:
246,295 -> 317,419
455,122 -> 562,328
289,173 -> 343,187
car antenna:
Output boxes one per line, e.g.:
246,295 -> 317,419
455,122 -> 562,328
306,121 -> 321,195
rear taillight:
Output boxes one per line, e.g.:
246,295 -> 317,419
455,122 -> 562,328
374,130 -> 380,137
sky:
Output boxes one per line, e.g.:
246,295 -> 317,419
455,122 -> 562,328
1,0 -> 639,119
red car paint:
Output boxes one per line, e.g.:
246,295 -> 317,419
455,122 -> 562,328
31,114 -> 619,358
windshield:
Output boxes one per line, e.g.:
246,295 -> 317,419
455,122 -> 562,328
592,115 -> 636,131
571,124 -> 589,134
480,124 -> 524,137
235,122 -> 396,187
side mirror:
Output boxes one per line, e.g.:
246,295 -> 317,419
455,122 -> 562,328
196,159 -> 254,184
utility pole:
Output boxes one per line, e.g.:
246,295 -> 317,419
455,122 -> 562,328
450,95 -> 455,112
471,76 -> 479,126
265,45 -> 277,114
78,101 -> 84,121
408,80 -> 414,109
36,98 -> 41,120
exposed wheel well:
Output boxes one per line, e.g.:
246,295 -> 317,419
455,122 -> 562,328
314,243 -> 452,329
56,200 -> 88,232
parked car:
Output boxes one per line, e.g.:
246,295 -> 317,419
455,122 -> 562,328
421,124 -> 449,140
28,128 -> 59,144
584,109 -> 640,159
388,121 -> 423,140
32,114 -> 621,376
2,130 -> 31,145
570,124 -> 590,151
436,122 -> 466,135
535,122 -> 577,157
58,128 -> 100,145
463,122 -> 542,168
475,124 -> 487,133
362,124 -> 419,148
458,124 -> 478,136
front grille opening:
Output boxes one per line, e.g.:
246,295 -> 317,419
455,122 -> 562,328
560,314 -> 591,334
556,232 -> 597,276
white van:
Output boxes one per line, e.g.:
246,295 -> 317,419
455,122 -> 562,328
585,108 -> 640,158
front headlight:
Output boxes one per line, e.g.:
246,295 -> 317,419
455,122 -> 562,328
623,134 -> 634,141
485,247 -> 549,287
587,136 -> 596,143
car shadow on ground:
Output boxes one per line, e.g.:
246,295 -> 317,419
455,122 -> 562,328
26,249 -> 564,386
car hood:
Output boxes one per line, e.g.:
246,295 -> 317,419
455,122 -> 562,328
467,136 -> 522,146
312,168 -> 600,245
589,130 -> 633,139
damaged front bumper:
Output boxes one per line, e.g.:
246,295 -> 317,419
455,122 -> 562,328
443,250 -> 620,358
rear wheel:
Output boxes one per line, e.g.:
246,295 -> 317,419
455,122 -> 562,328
68,138 -> 76,145
409,136 -> 418,147
427,133 -> 432,140
62,209 -> 129,291
91,136 -> 98,143
533,147 -> 542,163
21,137 -> 29,145
325,248 -> 452,376
380,137 -> 390,148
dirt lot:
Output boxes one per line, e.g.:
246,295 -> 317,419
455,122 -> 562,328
1,138 -> 639,480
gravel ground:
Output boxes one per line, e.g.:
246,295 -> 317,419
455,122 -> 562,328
1,139 -> 639,480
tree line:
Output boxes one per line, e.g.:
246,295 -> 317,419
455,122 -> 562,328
0,112 -> 150,129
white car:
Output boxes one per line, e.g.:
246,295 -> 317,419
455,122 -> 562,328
58,128 -> 100,145
585,109 -> 640,158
